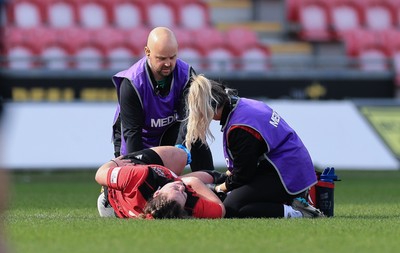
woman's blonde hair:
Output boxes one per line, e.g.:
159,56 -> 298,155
185,75 -> 233,150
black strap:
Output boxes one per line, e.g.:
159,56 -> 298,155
183,187 -> 199,216
138,166 -> 173,200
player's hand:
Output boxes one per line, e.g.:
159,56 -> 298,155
110,156 -> 133,167
206,183 -> 227,201
206,183 -> 217,192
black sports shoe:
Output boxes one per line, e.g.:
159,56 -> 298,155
292,197 -> 325,218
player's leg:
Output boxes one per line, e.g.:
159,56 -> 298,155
123,146 -> 187,176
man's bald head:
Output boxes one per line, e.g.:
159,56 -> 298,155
144,27 -> 179,81
146,27 -> 178,52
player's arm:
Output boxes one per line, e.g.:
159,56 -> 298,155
120,78 -> 144,153
181,177 -> 222,203
181,176 -> 225,217
112,114 -> 122,157
95,156 -> 133,186
220,126 -> 267,192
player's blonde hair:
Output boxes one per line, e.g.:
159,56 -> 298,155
185,75 -> 234,150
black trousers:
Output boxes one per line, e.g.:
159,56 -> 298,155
223,164 -> 300,218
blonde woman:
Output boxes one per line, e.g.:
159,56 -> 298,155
185,75 -> 325,218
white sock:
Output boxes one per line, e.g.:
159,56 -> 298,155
283,204 -> 303,218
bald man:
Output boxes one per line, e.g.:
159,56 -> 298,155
111,27 -> 214,172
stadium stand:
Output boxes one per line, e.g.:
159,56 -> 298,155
2,0 -> 400,97
2,0 -> 273,72
2,0 -> 400,89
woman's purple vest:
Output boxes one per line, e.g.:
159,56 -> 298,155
222,98 -> 317,194
112,57 -> 190,155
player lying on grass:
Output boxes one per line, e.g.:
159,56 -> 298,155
95,145 -> 225,219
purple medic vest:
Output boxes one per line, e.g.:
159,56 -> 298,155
112,57 -> 190,155
222,98 -> 317,194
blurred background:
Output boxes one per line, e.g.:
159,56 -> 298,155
0,0 -> 399,171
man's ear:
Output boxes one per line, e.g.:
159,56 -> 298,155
144,46 -> 150,57
153,190 -> 160,198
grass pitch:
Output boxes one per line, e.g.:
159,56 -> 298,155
3,170 -> 400,253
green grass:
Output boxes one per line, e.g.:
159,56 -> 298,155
4,170 -> 400,253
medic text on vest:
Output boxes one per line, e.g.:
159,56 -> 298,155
269,110 -> 280,128
151,114 -> 177,128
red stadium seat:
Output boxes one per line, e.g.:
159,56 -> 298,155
53,26 -> 91,53
382,29 -> 400,55
90,27 -> 137,70
107,45 -> 138,70
286,0 -> 302,23
358,48 -> 389,71
6,0 -> 46,27
389,0 -> 400,28
124,25 -> 152,57
50,27 -> 97,69
297,0 -> 333,41
177,0 -> 211,29
110,0 -> 146,28
225,27 -> 260,54
381,29 -> 400,86
74,0 -> 113,28
361,0 -> 397,30
342,28 -> 377,57
45,0 -> 78,28
139,0 -> 179,28
327,0 -> 364,40
90,27 -> 126,51
204,47 -> 238,72
173,28 -> 194,48
73,44 -> 106,70
239,45 -> 271,72
40,32 -> 72,70
4,27 -> 53,69
343,29 -> 390,71
191,27 -> 225,54
179,45 -> 205,71
3,27 -> 71,69
189,27 -> 228,71
223,26 -> 271,71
